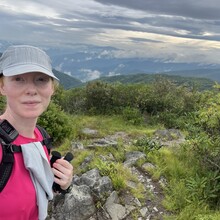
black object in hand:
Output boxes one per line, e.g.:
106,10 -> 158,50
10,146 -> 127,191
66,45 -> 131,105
63,152 -> 74,162
50,151 -> 61,166
52,152 -> 73,193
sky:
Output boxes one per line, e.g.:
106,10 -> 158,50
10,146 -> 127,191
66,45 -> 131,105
1,0 -> 220,65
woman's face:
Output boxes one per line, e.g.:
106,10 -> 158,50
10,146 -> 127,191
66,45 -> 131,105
0,72 -> 54,119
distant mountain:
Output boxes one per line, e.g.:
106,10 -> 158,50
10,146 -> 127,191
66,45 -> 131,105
1,40 -> 220,85
53,69 -> 82,89
92,73 -> 215,91
42,44 -> 220,84
159,69 -> 220,82
48,47 -> 220,83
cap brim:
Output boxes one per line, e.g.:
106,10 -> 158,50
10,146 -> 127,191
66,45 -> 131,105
3,64 -> 59,81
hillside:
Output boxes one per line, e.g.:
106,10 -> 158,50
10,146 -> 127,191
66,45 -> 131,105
0,51 -> 217,91
53,69 -> 82,89
91,73 -> 215,91
162,68 -> 220,82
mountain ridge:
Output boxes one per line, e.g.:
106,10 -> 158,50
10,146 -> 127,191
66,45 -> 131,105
0,40 -> 219,89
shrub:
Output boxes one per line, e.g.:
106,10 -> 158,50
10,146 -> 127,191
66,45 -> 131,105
38,102 -> 73,146
134,136 -> 163,155
186,171 -> 220,206
0,96 -> 6,114
122,107 -> 143,125
85,81 -> 114,114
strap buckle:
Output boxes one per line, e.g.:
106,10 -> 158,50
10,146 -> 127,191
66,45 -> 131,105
9,144 -> 15,153
4,144 -> 21,153
3,144 -> 14,153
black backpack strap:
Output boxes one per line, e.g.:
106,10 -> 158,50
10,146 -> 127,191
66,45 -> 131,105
0,125 -> 54,192
0,144 -> 14,192
36,125 -> 54,154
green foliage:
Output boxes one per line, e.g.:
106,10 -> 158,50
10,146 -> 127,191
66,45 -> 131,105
185,135 -> 220,207
186,171 -> 220,206
197,90 -> 220,136
163,179 -> 189,212
195,213 -> 220,220
55,87 -> 86,114
85,81 -> 114,114
96,73 -> 214,91
167,204 -> 209,220
42,77 -> 220,219
0,96 -> 6,114
71,150 -> 93,174
145,135 -> 220,218
93,159 -> 117,176
122,107 -> 143,125
134,135 -> 163,155
90,158 -> 127,191
56,77 -> 200,132
130,183 -> 146,201
38,101 -> 73,146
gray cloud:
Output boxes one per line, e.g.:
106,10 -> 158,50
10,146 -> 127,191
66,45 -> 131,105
94,0 -> 220,20
0,0 -> 220,64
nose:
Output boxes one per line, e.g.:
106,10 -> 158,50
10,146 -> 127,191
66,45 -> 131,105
25,81 -> 38,95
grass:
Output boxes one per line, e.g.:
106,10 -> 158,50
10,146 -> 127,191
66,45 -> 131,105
72,114 -> 160,138
58,114 -> 220,220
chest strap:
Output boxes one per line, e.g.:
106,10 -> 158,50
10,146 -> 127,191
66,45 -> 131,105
0,136 -> 53,192
0,144 -> 14,192
2,137 -> 53,153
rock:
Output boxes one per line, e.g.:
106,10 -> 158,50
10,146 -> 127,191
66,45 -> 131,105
140,207 -> 149,217
104,191 -> 127,220
71,141 -> 84,150
50,185 -> 96,220
87,138 -> 118,148
142,162 -> 156,171
48,130 -> 175,220
124,151 -> 146,167
82,128 -> 99,137
73,168 -> 113,199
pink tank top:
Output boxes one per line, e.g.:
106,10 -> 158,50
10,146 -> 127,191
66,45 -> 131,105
0,128 -> 50,220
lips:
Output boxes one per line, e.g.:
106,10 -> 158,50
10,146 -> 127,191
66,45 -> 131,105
22,100 -> 40,104
22,101 -> 41,106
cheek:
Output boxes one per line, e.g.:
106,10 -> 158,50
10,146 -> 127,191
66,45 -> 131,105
42,87 -> 54,100
0,85 -> 19,97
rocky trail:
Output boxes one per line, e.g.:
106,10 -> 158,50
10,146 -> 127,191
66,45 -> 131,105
48,128 -> 184,220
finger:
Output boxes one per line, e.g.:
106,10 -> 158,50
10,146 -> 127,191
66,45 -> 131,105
52,164 -> 73,183
55,158 -> 73,169
53,161 -> 73,174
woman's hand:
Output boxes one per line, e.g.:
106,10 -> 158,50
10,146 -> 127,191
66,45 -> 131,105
52,158 -> 73,190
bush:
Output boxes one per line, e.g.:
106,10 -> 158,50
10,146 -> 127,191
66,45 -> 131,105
134,136 -> 163,155
122,107 -> 143,125
0,96 -> 6,114
38,102 -> 73,146
85,81 -> 114,114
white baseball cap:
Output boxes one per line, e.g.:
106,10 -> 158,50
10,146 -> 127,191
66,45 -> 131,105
0,45 -> 59,81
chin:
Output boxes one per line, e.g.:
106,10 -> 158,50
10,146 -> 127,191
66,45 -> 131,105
21,113 -> 42,119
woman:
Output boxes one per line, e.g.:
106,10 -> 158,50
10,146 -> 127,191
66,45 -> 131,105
0,45 -> 73,220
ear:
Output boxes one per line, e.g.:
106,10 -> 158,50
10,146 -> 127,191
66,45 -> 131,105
51,81 -> 58,96
0,80 -> 6,96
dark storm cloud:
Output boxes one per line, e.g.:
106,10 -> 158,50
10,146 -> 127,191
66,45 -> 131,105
94,0 -> 220,20
1,0 -> 220,64
1,0 -> 220,43
91,0 -> 220,41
